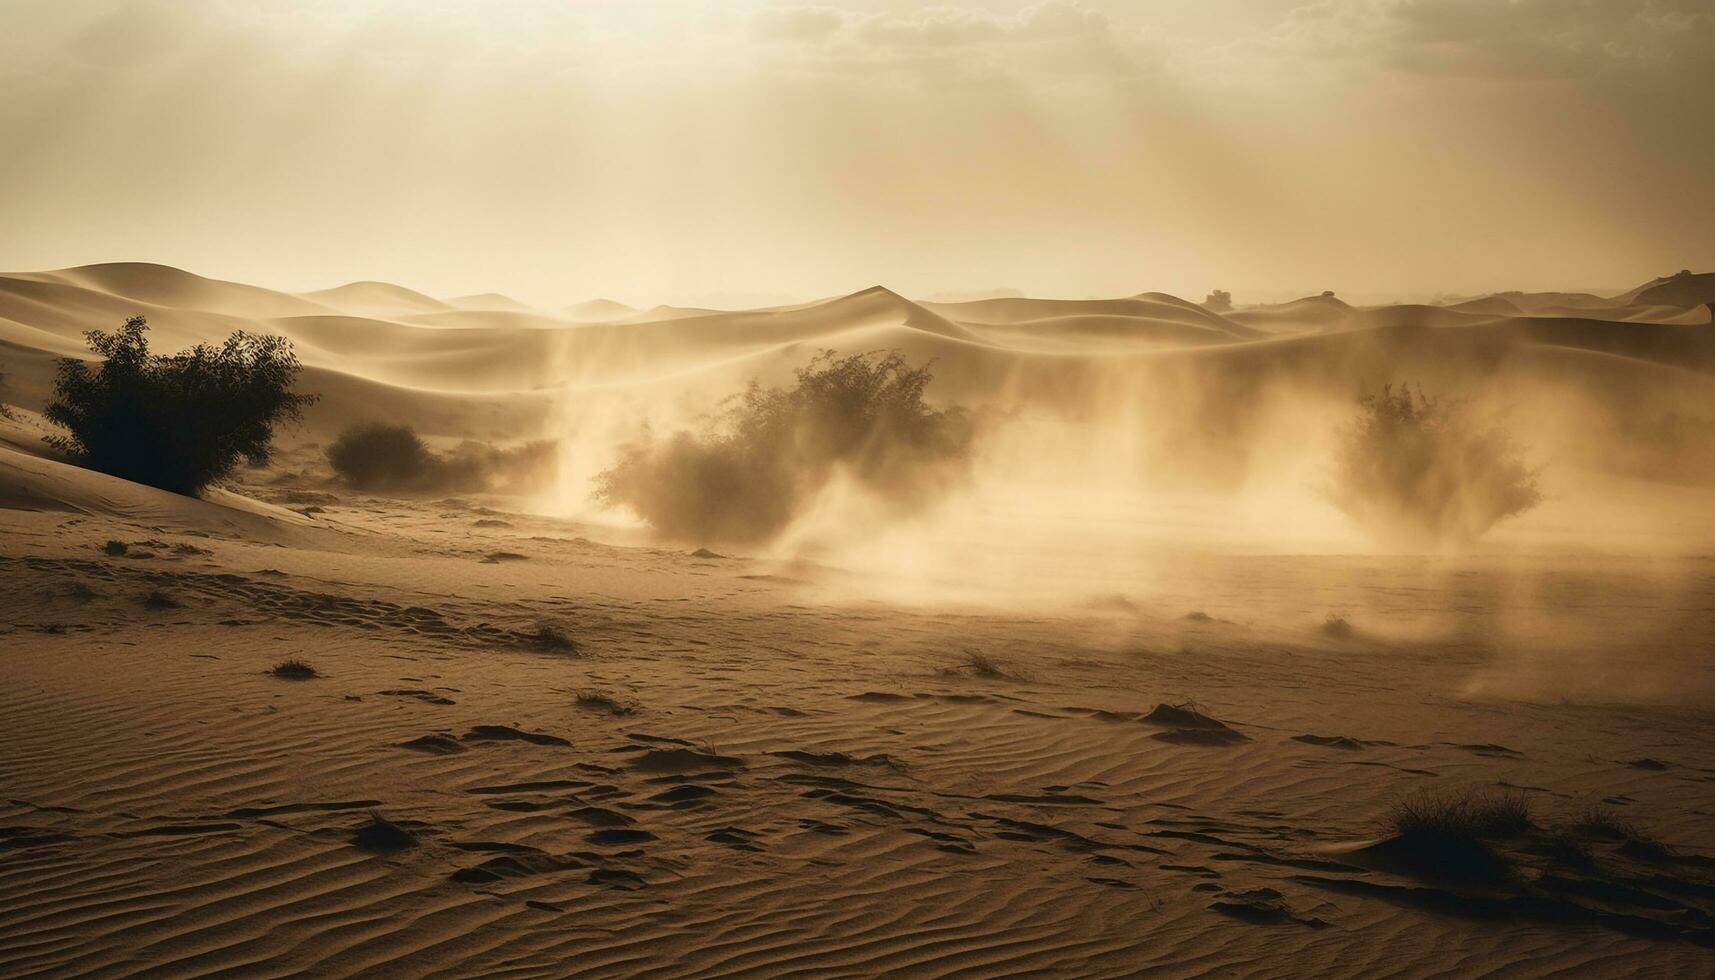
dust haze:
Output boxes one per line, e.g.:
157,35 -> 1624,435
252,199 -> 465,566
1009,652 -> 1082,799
4,2 -> 1715,976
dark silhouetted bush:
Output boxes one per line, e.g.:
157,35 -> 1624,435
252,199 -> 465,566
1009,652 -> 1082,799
326,422 -> 557,494
269,659 -> 319,680
1388,788 -> 1534,841
1331,384 -> 1540,545
44,316 -> 315,495
352,811 -> 417,851
326,423 -> 436,490
1203,289 -> 1232,312
596,350 -> 973,544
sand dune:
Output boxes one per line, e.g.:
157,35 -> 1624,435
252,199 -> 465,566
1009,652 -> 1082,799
302,280 -> 456,318
565,298 -> 638,322
1617,270 -> 1715,308
3,263 -> 1715,977
447,292 -> 540,314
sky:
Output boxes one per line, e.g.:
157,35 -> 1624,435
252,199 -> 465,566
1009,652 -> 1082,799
1,0 -> 1711,307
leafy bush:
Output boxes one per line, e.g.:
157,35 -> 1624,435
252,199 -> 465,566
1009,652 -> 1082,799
326,422 -> 557,494
326,423 -> 436,490
1330,384 -> 1541,545
596,350 -> 973,544
44,316 -> 315,495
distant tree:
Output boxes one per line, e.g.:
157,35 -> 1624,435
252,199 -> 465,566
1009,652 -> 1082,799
1330,384 -> 1540,546
1321,290 -> 1337,299
44,316 -> 316,495
1203,289 -> 1232,313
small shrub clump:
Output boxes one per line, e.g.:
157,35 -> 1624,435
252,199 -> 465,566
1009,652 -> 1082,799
1387,787 -> 1535,841
141,589 -> 183,610
526,622 -> 577,653
326,423 -> 557,494
269,659 -> 319,680
1330,384 -> 1541,545
596,350 -> 974,544
45,316 -> 315,495
352,811 -> 417,851
575,689 -> 639,716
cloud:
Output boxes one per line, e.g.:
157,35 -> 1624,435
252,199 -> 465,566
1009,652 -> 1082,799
1248,0 -> 1715,81
751,7 -> 844,42
746,2 -> 1148,83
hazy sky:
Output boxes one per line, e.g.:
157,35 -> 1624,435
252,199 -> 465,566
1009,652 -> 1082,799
2,0 -> 1711,306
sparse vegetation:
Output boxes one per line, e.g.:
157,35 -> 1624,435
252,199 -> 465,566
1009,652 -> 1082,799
1203,289 -> 1232,313
1365,786 -> 1536,882
526,621 -> 577,653
596,350 -> 974,544
1386,787 -> 1535,841
575,689 -> 638,716
269,659 -> 319,680
1330,383 -> 1541,545
326,423 -> 435,489
352,811 -> 417,851
141,589 -> 182,610
1320,614 -> 1354,638
1573,805 -> 1662,851
946,648 -> 1017,680
44,316 -> 316,495
326,422 -> 557,494
103,539 -> 128,556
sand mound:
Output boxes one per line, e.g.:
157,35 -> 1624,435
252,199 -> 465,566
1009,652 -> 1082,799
0,444 -> 325,543
300,280 -> 453,317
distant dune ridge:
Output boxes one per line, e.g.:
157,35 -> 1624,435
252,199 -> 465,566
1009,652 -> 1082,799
1,260 -> 1713,514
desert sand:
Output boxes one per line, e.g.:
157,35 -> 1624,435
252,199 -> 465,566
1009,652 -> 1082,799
3,263 -> 1715,977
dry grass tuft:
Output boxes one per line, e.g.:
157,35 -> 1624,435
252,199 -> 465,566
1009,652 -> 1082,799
527,622 -> 578,653
575,689 -> 639,716
1387,787 -> 1534,840
269,659 -> 319,680
352,811 -> 417,851
141,588 -> 182,610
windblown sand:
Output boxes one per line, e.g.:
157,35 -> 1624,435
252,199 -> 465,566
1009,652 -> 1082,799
2,264 -> 1714,976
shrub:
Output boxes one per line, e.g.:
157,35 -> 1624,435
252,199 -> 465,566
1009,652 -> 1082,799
1387,787 -> 1534,840
1330,384 -> 1541,545
44,316 -> 315,495
1203,289 -> 1232,313
575,689 -> 638,715
326,422 -> 557,494
352,811 -> 417,851
596,350 -> 974,543
141,588 -> 182,609
326,423 -> 435,490
1573,806 -> 1661,850
526,621 -> 577,652
269,659 -> 319,680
